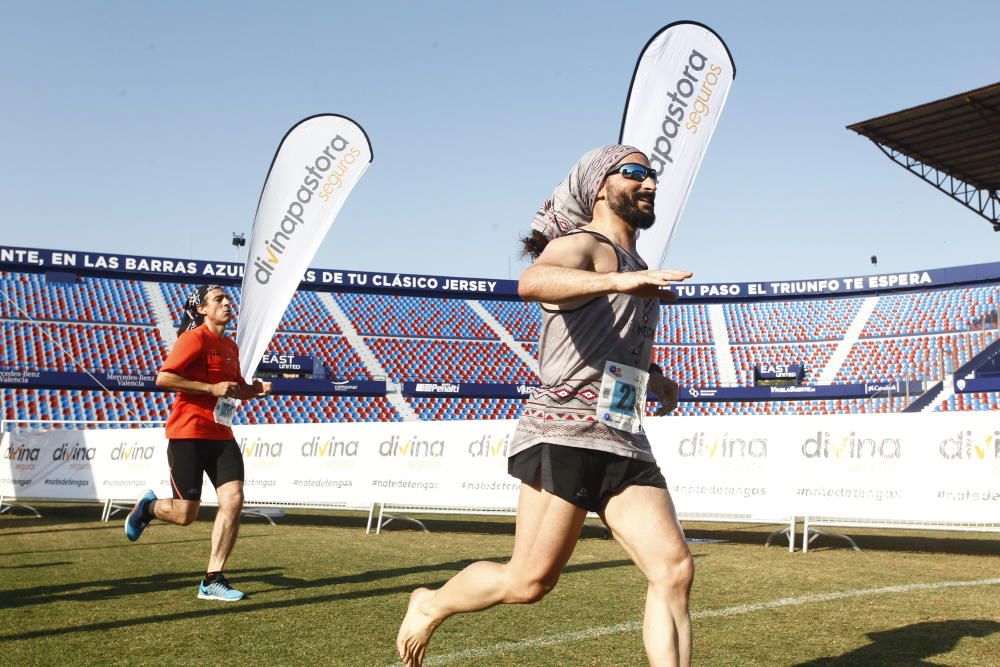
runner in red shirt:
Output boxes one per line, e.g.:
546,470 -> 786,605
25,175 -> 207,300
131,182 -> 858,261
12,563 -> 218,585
125,284 -> 270,601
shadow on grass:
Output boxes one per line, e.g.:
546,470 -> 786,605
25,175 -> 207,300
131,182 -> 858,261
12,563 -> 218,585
0,561 -> 72,569
1,532 -> 268,557
796,619 -> 1000,666
0,523 -> 124,538
9,507 -> 999,557
682,525 -> 1000,557
0,555 -> 649,641
0,566 -> 283,609
0,503 -> 283,537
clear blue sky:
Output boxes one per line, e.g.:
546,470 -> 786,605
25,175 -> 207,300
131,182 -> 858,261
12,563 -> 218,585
2,1 -> 998,284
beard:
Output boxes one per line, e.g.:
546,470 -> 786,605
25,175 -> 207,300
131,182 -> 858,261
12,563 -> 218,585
608,188 -> 656,230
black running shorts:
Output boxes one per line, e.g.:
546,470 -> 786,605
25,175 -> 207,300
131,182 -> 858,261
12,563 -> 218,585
167,439 -> 244,501
507,442 -> 667,513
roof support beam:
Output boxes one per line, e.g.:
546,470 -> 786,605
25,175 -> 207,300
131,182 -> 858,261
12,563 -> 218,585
874,142 -> 1000,231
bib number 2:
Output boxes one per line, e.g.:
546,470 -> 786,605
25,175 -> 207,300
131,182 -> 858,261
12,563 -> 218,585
597,361 -> 648,434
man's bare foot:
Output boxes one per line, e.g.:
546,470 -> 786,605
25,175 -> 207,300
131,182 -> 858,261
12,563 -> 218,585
396,587 -> 439,667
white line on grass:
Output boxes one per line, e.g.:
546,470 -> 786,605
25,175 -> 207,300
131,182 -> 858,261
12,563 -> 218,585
389,576 -> 1000,666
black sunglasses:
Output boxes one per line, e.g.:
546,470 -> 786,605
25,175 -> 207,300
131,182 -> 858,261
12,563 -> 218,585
606,163 -> 657,183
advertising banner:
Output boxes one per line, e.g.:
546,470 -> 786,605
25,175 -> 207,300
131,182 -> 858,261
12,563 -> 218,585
754,363 -> 804,383
402,381 -> 536,399
236,115 -> 373,380
0,369 -> 159,391
0,429 -> 168,501
4,244 -> 1000,301
680,381 -> 925,402
3,414 -> 997,529
790,412 -> 1000,524
956,376 -> 1000,393
0,245 -> 518,299
0,369 -> 386,396
620,22 -> 735,270
258,354 -> 314,374
790,415 -> 916,521
647,416 -> 790,520
235,423 -> 373,506
364,421 -> 512,509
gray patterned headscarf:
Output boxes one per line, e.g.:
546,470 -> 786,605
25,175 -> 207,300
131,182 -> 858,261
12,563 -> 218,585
177,284 -> 223,336
530,144 -> 644,241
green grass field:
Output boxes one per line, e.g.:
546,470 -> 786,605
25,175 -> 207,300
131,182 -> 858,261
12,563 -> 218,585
2,504 -> 998,666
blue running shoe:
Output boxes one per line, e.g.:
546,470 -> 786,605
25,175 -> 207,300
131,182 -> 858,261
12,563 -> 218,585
198,575 -> 245,601
125,489 -> 156,542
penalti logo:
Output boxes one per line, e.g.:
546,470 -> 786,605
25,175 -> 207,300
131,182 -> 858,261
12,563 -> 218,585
678,432 -> 767,459
801,431 -> 901,460
253,135 -> 363,286
938,430 -> 999,460
467,433 -> 509,458
379,434 -> 445,457
239,437 -> 284,458
301,435 -> 358,458
415,383 -> 461,394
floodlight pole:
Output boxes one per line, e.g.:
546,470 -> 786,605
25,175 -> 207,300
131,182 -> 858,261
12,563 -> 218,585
232,233 -> 246,262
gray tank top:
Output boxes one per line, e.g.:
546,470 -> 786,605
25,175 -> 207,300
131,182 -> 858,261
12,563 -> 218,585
509,230 -> 660,461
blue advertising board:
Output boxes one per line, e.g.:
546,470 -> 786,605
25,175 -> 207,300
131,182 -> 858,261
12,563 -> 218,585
0,368 -> 931,402
403,380 -> 924,402
681,380 -> 925,402
402,381 -> 536,398
4,244 -> 1000,302
0,246 -> 520,300
955,376 -> 1000,393
0,369 -> 385,396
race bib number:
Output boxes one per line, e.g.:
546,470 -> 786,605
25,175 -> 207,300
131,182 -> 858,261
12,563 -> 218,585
213,396 -> 240,426
596,361 -> 649,433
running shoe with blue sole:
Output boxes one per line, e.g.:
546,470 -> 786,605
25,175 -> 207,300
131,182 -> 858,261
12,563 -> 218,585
198,575 -> 245,601
124,489 -> 156,542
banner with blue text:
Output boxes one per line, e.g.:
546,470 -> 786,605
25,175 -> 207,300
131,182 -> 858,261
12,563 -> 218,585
3,244 -> 1000,301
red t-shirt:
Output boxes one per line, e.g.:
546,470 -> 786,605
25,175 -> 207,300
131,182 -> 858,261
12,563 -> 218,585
160,324 -> 244,440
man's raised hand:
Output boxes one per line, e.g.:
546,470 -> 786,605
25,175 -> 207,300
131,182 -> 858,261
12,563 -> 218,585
614,269 -> 693,299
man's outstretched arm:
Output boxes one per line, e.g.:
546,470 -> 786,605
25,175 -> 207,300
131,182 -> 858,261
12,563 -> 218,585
518,234 -> 691,307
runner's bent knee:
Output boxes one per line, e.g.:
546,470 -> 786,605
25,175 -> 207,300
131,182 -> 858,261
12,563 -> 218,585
506,574 -> 559,604
177,501 -> 200,525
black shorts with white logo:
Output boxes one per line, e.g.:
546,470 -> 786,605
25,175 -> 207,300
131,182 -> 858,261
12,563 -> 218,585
167,439 -> 244,501
507,442 -> 667,513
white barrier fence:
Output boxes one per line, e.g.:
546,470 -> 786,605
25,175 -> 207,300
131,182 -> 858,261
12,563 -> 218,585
2,413 -> 998,547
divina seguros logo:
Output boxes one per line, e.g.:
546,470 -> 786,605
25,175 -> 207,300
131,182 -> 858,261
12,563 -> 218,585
379,434 -> 445,457
467,433 -> 509,458
938,430 -> 999,460
801,432 -> 901,460
253,135 -> 363,286
4,444 -> 40,462
301,435 -> 359,458
110,442 -> 154,461
55,442 -> 96,461
239,437 -> 284,458
678,432 -> 767,459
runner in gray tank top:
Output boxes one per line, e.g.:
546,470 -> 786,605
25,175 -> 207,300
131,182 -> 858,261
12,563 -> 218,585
509,226 -> 661,462
398,145 -> 695,667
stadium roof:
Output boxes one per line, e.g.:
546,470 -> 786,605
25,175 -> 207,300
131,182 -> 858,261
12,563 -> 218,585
848,81 -> 1000,231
